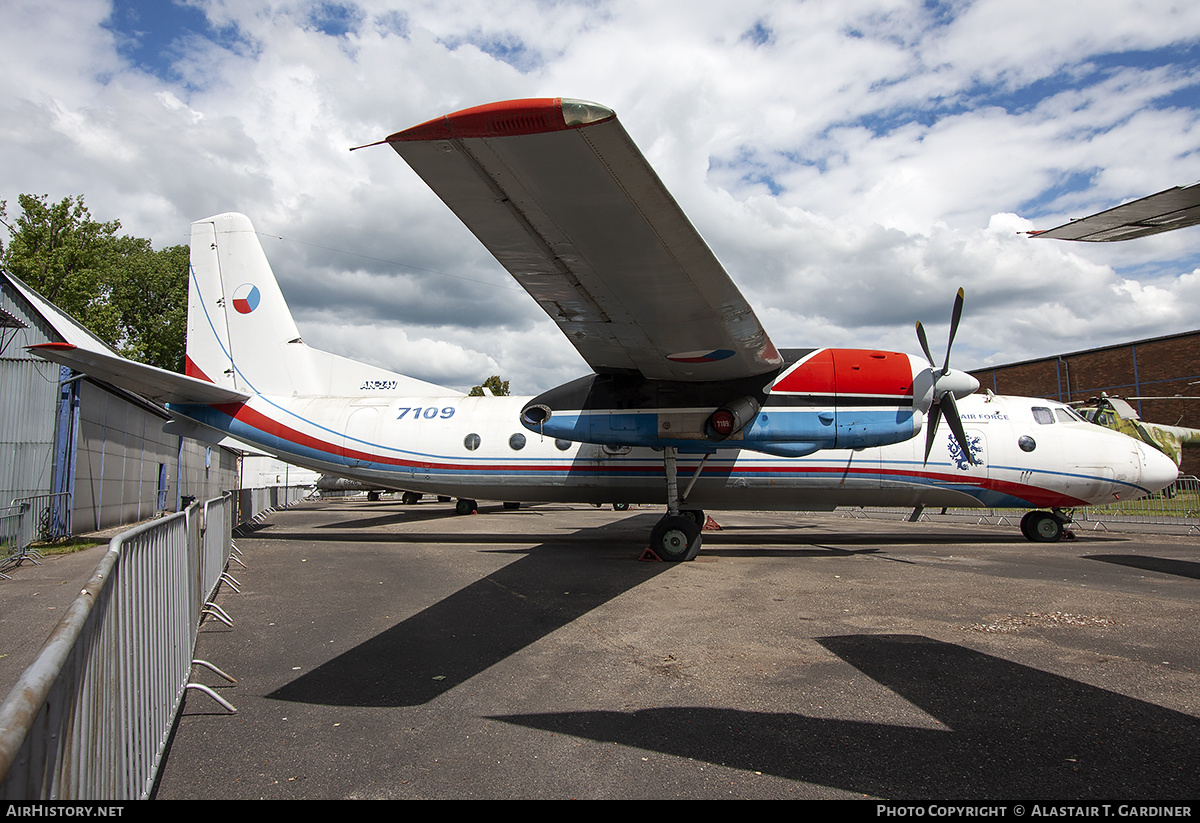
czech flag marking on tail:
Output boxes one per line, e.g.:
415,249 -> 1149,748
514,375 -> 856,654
232,283 -> 261,314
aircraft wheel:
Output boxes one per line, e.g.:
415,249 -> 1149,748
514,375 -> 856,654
402,491 -> 421,505
1019,511 -> 1035,540
681,508 -> 705,528
613,503 -> 629,511
1021,510 -> 1063,543
650,514 -> 702,562
367,491 -> 380,502
455,498 -> 478,515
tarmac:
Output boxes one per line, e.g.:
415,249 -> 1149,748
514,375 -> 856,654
3,499 -> 1199,800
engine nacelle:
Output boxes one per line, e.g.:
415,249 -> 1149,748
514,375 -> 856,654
706,396 -> 761,440
519,348 -> 926,455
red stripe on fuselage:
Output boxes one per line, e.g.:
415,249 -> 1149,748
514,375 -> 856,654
201,402 -> 1090,507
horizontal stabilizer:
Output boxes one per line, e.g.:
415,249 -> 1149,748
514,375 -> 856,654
28,343 -> 250,405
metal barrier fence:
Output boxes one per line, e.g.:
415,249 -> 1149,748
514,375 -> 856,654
0,494 -> 236,800
851,475 -> 1200,534
0,507 -> 22,580
234,485 -> 310,528
1074,475 -> 1200,531
0,493 -> 71,576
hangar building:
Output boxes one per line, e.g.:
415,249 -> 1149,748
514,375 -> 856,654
1,270 -> 240,534
970,329 -> 1200,478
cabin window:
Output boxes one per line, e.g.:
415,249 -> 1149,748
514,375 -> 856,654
1032,407 -> 1054,425
1018,435 -> 1037,452
555,438 -> 572,451
464,433 -> 481,451
509,433 -> 526,450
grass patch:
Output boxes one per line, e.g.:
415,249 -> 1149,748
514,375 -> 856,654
33,538 -> 106,556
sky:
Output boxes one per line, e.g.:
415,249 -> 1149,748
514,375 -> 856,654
2,0 -> 1200,395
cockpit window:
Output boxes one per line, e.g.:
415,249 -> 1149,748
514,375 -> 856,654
1032,407 -> 1054,425
1055,408 -> 1075,423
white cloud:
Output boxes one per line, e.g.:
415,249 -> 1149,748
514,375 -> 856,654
3,0 -> 1200,396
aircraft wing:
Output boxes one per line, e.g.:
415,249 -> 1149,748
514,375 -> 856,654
28,343 -> 250,405
1031,182 -> 1200,241
384,98 -> 782,382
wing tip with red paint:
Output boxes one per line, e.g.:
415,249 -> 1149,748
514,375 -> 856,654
386,98 -> 616,143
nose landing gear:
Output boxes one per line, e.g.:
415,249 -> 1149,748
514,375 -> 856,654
1020,509 -> 1072,542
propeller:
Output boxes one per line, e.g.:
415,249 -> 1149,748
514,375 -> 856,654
913,288 -> 981,465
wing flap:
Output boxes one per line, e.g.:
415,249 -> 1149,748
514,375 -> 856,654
387,98 -> 782,381
29,343 -> 250,405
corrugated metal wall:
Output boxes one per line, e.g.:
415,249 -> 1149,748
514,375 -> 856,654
2,273 -> 240,533
178,442 -> 241,505
0,279 -> 59,505
72,377 -> 239,531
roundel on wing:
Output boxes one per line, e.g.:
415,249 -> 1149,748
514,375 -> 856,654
666,349 -> 735,364
232,283 -> 261,314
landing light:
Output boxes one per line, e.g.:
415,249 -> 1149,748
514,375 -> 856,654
560,99 -> 615,127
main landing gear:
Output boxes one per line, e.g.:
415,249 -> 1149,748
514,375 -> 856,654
647,447 -> 711,562
1020,509 -> 1071,542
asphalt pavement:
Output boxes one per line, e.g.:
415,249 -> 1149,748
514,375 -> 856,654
5,499 -> 1199,799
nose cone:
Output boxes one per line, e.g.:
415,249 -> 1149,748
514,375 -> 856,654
1136,441 -> 1179,495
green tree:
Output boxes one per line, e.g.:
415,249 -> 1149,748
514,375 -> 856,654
469,375 -> 510,396
110,242 -> 189,373
0,194 -> 189,372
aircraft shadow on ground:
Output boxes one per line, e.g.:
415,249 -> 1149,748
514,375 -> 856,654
244,505 -> 1103,549
264,515 -> 894,709
491,634 -> 1200,798
1085,554 -> 1200,580
309,502 -> 579,530
266,522 -> 665,708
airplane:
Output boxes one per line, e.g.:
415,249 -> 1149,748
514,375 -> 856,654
1073,394 -> 1200,468
1029,183 -> 1200,470
28,98 -> 1179,558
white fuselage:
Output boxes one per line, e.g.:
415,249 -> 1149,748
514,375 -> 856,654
177,390 -> 1177,511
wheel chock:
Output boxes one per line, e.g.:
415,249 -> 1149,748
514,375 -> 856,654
639,547 -> 664,561
703,516 -> 722,531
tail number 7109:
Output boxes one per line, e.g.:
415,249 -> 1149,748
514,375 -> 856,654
397,406 -> 456,421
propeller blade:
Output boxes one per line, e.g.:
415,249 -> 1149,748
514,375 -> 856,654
923,402 -> 943,464
942,287 -> 965,373
941,392 -> 975,465
915,321 -> 935,367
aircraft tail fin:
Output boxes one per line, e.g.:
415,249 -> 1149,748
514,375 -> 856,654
186,213 -> 455,397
